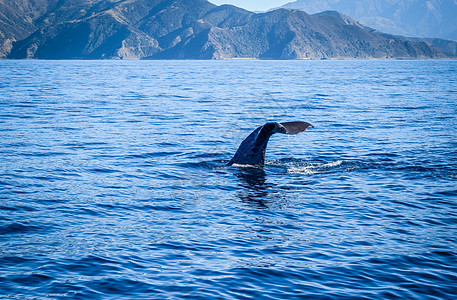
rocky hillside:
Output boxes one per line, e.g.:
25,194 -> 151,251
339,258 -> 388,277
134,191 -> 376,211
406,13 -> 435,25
0,0 -> 455,59
279,0 -> 457,41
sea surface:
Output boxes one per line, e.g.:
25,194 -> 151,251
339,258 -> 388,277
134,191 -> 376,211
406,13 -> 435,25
0,59 -> 456,299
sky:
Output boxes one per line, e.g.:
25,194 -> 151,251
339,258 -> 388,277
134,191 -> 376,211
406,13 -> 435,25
208,0 -> 292,12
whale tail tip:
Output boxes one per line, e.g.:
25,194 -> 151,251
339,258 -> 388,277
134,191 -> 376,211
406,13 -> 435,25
280,121 -> 313,135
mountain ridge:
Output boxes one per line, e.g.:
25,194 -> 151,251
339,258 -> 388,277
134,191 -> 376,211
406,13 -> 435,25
1,0 -> 456,59
277,0 -> 457,41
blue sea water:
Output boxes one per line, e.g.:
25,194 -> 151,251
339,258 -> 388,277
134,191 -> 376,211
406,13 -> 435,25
0,59 -> 456,299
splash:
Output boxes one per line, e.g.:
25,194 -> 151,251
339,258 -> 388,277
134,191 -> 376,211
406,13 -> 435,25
284,160 -> 354,175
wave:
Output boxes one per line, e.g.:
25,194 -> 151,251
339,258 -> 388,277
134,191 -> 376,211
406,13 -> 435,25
266,158 -> 360,175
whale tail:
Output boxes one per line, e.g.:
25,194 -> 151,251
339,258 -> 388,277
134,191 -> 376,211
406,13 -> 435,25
228,121 -> 313,167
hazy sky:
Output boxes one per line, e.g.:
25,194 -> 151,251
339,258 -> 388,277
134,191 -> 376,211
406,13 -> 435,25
209,0 -> 292,12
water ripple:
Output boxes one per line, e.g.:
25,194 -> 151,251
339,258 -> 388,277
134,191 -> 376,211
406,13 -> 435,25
0,60 -> 456,299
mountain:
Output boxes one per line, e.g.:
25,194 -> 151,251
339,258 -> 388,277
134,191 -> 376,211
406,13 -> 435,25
278,0 -> 457,41
0,0 -> 103,57
0,0 -> 455,59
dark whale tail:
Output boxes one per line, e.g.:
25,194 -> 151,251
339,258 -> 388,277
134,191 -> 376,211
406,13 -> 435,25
228,121 -> 313,167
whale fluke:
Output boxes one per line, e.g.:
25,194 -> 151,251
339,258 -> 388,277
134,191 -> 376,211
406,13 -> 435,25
228,121 -> 313,167
280,121 -> 314,135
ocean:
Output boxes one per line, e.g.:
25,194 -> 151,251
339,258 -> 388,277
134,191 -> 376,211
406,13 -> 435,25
0,59 -> 456,299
